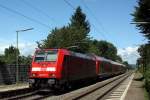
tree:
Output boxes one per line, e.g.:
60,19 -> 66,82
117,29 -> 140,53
88,40 -> 122,62
38,6 -> 90,53
70,6 -> 90,36
123,61 -> 129,66
0,54 -> 5,63
3,45 -> 32,64
68,6 -> 90,52
132,0 -> 150,69
137,44 -> 150,72
40,27 -> 70,48
132,0 -> 150,42
95,40 -> 118,61
115,55 -> 123,62
133,1 -> 150,94
19,55 -> 32,65
88,40 -> 101,55
4,45 -> 19,64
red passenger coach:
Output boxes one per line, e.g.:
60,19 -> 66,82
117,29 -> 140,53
95,56 -> 113,77
29,49 -> 97,88
95,56 -> 126,78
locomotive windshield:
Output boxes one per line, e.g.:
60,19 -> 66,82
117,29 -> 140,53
34,50 -> 58,62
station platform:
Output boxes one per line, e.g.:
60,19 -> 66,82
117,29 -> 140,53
0,83 -> 29,92
125,72 -> 145,100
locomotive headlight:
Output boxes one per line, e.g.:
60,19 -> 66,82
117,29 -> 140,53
32,67 -> 41,71
32,73 -> 36,77
46,67 -> 56,71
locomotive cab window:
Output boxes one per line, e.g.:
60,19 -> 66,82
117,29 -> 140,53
46,51 -> 58,61
34,50 -> 58,62
34,52 -> 45,62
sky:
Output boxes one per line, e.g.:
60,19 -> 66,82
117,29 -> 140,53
0,0 -> 147,64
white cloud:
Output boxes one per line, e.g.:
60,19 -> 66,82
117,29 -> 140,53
0,40 -> 37,56
118,46 -> 140,64
0,39 -> 13,54
19,42 -> 37,56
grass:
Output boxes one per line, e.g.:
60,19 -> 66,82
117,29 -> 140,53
144,88 -> 150,100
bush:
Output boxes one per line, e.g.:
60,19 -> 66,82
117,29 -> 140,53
0,61 -> 12,85
145,67 -> 150,95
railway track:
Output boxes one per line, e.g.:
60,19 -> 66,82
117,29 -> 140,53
0,88 -> 33,99
0,88 -> 55,100
0,72 -> 132,100
43,72 -> 132,100
6,90 -> 54,100
71,74 -> 129,100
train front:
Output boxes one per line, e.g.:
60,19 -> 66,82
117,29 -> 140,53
29,49 -> 60,88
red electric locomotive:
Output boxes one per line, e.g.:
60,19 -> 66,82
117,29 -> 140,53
29,48 -> 126,89
29,49 -> 97,89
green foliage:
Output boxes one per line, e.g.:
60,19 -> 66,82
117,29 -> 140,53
0,45 -> 32,65
115,55 -> 123,62
88,42 -> 100,55
132,0 -> 150,42
96,40 -> 117,60
137,44 -> 150,72
123,61 -> 135,69
38,6 -> 90,53
123,61 -> 129,66
145,67 -> 150,94
0,54 -> 5,63
4,45 -> 19,64
19,55 -> 32,65
88,40 -> 122,61
70,6 -> 90,35
133,1 -> 150,94
136,38 -> 150,96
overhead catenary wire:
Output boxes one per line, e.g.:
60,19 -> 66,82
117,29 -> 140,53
21,0 -> 56,24
91,23 -> 107,39
81,0 -> 108,40
63,0 -> 76,10
81,0 -> 120,46
63,0 -> 107,40
0,3 -> 50,28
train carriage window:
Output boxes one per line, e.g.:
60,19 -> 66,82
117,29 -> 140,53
110,64 -> 113,72
100,62 -> 105,73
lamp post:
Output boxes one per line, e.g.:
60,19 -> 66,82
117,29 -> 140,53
16,28 -> 33,83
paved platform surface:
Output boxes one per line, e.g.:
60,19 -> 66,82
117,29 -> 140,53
0,83 -> 29,92
125,72 -> 145,100
104,73 -> 134,100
